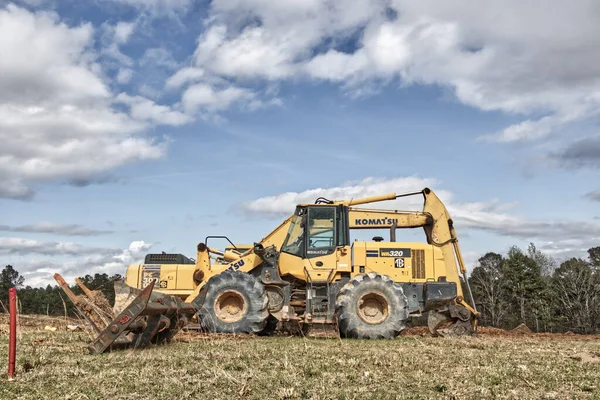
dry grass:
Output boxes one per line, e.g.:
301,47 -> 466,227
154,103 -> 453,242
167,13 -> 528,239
1,316 -> 599,399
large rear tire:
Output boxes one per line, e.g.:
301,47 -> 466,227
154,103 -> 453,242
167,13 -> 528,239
194,271 -> 268,334
335,273 -> 408,339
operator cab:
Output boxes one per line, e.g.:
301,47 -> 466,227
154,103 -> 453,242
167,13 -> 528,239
281,205 -> 349,259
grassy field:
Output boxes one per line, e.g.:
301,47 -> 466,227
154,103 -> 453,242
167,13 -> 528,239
1,318 -> 599,399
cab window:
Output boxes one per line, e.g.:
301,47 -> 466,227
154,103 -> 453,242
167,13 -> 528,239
307,207 -> 336,258
281,213 -> 305,257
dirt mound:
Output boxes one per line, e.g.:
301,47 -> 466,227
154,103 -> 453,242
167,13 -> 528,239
401,325 -> 538,338
477,326 -> 511,336
511,323 -> 533,334
401,326 -> 430,336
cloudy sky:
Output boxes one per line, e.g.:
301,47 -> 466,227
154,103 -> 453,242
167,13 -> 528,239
1,0 -> 599,286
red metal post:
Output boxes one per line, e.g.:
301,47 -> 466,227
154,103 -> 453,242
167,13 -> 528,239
8,287 -> 17,381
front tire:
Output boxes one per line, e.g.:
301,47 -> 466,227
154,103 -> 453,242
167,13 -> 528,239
194,271 -> 268,334
335,273 -> 408,339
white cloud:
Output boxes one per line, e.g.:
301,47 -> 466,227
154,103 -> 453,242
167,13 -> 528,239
115,93 -> 191,126
242,177 -> 441,217
101,42 -> 134,67
164,0 -> 382,112
482,109 -> 590,143
304,50 -> 369,83
116,67 -> 134,84
242,176 -> 600,259
0,5 -> 189,199
449,203 -> 600,244
14,0 -> 48,6
0,181 -> 34,200
174,0 -> 600,144
0,7 -> 106,104
0,222 -> 113,236
165,67 -> 205,90
138,84 -> 161,99
181,83 -> 256,114
191,0 -> 380,82
193,25 -> 297,81
113,21 -> 136,44
0,237 -> 116,256
111,0 -> 190,15
140,47 -> 178,70
485,116 -> 558,143
13,240 -> 153,287
165,67 -> 270,114
100,21 -> 137,67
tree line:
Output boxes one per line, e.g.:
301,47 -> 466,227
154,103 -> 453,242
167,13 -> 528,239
469,244 -> 600,334
0,266 -> 120,316
1,243 -> 599,334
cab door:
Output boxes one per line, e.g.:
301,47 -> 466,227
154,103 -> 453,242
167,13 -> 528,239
304,206 -> 351,280
279,205 -> 351,280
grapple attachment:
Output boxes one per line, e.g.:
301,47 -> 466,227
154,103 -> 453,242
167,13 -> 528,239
54,274 -> 197,354
427,304 -> 475,337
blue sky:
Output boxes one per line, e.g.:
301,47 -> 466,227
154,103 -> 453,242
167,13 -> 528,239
1,0 -> 599,286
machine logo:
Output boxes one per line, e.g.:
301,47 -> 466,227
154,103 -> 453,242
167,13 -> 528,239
227,259 -> 245,271
354,217 -> 399,226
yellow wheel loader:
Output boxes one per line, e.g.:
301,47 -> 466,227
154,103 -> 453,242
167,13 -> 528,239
57,188 -> 478,353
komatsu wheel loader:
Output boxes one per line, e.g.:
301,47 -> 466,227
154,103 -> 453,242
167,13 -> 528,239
57,188 -> 478,353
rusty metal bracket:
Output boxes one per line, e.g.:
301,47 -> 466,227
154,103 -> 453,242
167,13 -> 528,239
88,281 -> 154,354
54,273 -> 102,334
55,274 -> 198,354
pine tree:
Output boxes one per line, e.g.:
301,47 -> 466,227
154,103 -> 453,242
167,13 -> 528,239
501,246 -> 549,331
588,247 -> 600,267
0,265 -> 25,312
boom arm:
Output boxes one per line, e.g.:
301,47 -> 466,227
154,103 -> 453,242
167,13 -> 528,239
348,209 -> 431,229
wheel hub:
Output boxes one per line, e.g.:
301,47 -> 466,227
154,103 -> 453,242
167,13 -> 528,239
214,290 -> 247,323
357,292 -> 389,325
